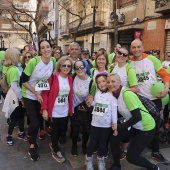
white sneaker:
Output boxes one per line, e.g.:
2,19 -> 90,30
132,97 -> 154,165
97,156 -> 106,170
85,155 -> 94,170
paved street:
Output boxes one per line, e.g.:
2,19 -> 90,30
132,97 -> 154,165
0,102 -> 170,170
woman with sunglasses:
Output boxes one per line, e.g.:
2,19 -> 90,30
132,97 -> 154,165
21,51 -> 33,70
41,56 -> 73,163
20,40 -> 56,161
113,47 -> 138,93
71,60 -> 95,157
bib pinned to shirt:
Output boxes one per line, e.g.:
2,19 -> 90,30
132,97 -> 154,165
35,80 -> 50,91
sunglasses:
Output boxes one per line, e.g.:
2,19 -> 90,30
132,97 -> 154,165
117,51 -> 128,57
61,64 -> 71,68
74,65 -> 85,71
24,56 -> 32,59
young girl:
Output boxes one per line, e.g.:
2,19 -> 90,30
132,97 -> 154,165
2,48 -> 27,145
85,72 -> 117,170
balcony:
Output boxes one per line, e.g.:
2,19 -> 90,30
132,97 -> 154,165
60,25 -> 69,37
69,11 -> 106,33
154,0 -> 170,14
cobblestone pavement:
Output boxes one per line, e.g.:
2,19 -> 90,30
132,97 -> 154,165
0,103 -> 170,170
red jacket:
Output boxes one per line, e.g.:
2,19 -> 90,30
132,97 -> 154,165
41,72 -> 73,118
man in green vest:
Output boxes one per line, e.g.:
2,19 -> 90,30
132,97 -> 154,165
108,44 -> 121,64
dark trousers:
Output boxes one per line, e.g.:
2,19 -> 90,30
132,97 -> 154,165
71,113 -> 89,148
87,126 -> 111,157
151,99 -> 162,152
50,117 -> 68,153
163,103 -> 169,123
110,127 -> 156,169
8,102 -> 25,135
23,98 -> 40,145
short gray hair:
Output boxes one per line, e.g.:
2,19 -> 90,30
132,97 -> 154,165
68,42 -> 80,50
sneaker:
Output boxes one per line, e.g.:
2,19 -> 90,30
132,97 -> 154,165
18,133 -> 29,141
28,148 -> 39,161
52,151 -> 65,163
107,164 -> 121,170
85,155 -> 94,170
97,156 -> 106,170
59,133 -> 66,144
6,136 -> 14,146
120,150 -> 126,160
151,152 -> 169,165
71,147 -> 78,157
39,130 -> 45,140
45,127 -> 51,136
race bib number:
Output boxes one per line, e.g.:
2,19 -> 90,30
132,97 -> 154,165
92,103 -> 108,116
55,94 -> 68,105
35,80 -> 50,91
136,72 -> 149,83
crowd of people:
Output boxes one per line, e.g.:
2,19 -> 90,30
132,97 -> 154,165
0,39 -> 170,170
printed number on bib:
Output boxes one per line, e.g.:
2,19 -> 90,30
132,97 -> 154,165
35,80 -> 50,91
55,95 -> 68,105
93,103 -> 108,116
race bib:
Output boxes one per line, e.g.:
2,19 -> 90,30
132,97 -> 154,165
54,94 -> 68,105
92,103 -> 108,116
35,80 -> 50,91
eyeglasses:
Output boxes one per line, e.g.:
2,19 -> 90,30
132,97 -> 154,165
61,64 -> 71,68
24,56 -> 32,59
74,65 -> 85,71
117,51 -> 128,57
55,52 -> 61,54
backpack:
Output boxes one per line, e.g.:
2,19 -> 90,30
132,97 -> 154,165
123,89 -> 160,120
0,69 -> 9,93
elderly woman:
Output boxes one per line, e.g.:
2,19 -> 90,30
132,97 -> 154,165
41,56 -> 73,163
106,73 -> 158,170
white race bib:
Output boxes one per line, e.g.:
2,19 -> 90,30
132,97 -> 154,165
92,103 -> 108,116
35,80 -> 50,91
54,94 -> 68,105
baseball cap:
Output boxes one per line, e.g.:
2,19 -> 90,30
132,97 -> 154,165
82,48 -> 89,54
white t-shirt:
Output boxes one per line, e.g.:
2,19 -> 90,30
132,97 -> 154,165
113,64 -> 128,87
73,76 -> 91,112
52,75 -> 70,118
91,91 -> 117,128
130,57 -> 158,100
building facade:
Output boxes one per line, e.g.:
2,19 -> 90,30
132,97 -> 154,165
57,0 -> 170,60
0,0 -> 31,49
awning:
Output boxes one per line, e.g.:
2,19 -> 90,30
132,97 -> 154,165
100,24 -> 144,34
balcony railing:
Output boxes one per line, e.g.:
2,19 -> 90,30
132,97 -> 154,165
69,11 -> 106,33
155,0 -> 170,14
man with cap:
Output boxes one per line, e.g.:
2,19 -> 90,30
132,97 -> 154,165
81,48 -> 93,69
